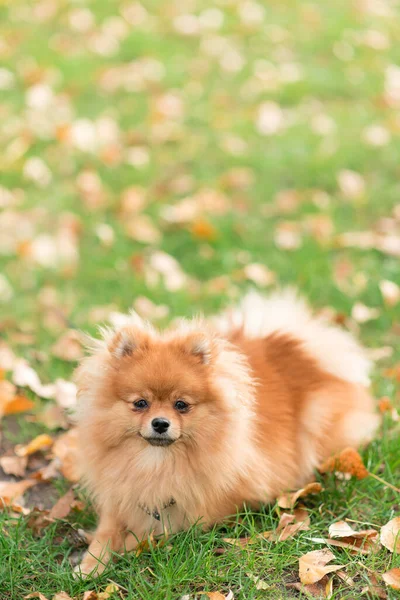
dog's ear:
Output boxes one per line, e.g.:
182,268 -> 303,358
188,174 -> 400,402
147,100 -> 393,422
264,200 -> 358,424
181,333 -> 212,365
108,327 -> 150,359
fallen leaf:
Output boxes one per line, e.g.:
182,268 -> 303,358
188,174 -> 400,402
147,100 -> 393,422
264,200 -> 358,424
0,454 -> 28,477
98,583 -> 120,599
0,380 -> 16,418
380,279 -> 400,306
53,593 -> 74,600
246,572 -> 269,590
286,577 -> 330,598
223,536 -> 257,548
203,593 -> 227,600
83,593 -> 98,600
15,433 -> 54,457
299,549 -> 344,584
328,520 -> 378,540
382,568 -> 400,590
308,536 -> 371,555
263,508 -> 310,542
48,488 -> 75,520
52,330 -> 83,362
3,394 -> 35,416
243,263 -> 275,287
361,573 -> 388,598
24,594 -> 49,600
336,570 -> 355,587
32,458 -> 61,482
277,482 -> 323,509
319,447 -> 369,479
190,219 -> 218,241
352,302 -> 380,323
0,479 -> 36,504
337,169 -> 365,200
380,517 -> 400,552
135,531 -> 156,556
52,428 -> 81,482
37,404 -> 69,430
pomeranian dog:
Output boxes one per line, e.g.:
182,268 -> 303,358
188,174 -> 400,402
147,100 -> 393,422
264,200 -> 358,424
74,290 -> 379,577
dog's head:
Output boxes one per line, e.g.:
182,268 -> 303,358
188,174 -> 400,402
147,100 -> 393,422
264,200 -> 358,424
75,319 -> 243,454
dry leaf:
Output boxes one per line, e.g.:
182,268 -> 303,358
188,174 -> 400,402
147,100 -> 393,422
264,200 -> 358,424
380,279 -> 400,306
308,536 -> 371,555
0,479 -> 36,504
299,549 -> 344,584
3,394 -> 35,416
319,447 -> 369,479
246,572 -> 269,590
328,520 -> 378,540
277,482 -> 322,509
83,593 -> 98,600
48,488 -> 75,520
286,577 -> 330,598
382,568 -> 400,590
0,454 -> 28,477
24,594 -> 49,600
52,330 -> 83,362
361,573 -> 388,598
223,536 -> 257,548
336,570 -> 355,587
135,531 -> 156,556
243,263 -> 275,287
191,219 -> 217,241
380,517 -> 400,553
53,593 -> 74,600
203,593 -> 227,600
98,583 -> 120,599
52,428 -> 81,482
37,404 -> 69,430
15,433 -> 54,457
263,508 -> 310,542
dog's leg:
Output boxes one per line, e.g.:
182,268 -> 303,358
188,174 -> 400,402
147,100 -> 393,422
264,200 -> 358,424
74,512 -> 124,578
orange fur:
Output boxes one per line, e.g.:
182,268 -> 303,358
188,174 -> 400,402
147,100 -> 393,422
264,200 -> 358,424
74,296 -> 379,577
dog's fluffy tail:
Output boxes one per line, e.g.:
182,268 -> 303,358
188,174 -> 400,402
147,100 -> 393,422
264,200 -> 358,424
212,289 -> 371,386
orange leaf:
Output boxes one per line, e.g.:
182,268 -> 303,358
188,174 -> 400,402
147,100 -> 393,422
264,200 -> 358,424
4,395 -> 35,416
319,447 -> 369,479
191,219 -> 218,241
15,434 -> 54,457
382,568 -> 400,590
0,455 -> 28,477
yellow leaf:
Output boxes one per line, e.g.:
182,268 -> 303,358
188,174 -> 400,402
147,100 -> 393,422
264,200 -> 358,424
15,434 -> 54,457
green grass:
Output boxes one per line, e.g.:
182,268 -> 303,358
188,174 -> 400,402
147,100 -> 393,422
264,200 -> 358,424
1,0 -> 400,598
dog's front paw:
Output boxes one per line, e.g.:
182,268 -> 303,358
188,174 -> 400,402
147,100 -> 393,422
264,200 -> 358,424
73,554 -> 106,579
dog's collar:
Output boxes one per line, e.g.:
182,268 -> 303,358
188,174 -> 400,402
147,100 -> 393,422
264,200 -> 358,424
138,498 -> 176,521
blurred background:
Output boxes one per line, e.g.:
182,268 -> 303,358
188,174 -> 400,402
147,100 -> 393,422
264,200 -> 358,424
1,0 -> 400,387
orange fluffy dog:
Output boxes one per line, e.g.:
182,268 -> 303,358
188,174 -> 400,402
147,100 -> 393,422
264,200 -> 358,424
74,291 -> 379,577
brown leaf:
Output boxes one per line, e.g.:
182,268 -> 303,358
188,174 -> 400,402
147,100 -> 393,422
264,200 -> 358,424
382,568 -> 400,590
0,454 -> 28,477
308,536 -> 371,555
32,458 -> 61,482
135,531 -> 156,557
15,434 -> 54,457
53,593 -> 74,600
203,593 -> 227,600
380,517 -> 400,552
277,482 -> 323,509
52,330 -> 83,362
263,508 -> 310,542
286,577 -> 330,598
37,404 -> 69,430
52,428 -> 81,482
0,479 -> 37,504
24,594 -> 49,600
48,488 -> 75,520
82,593 -> 98,600
361,573 -> 388,598
328,520 -> 378,540
319,447 -> 369,480
299,549 -> 344,584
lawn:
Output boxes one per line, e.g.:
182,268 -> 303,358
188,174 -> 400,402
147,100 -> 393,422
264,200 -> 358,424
1,0 -> 400,598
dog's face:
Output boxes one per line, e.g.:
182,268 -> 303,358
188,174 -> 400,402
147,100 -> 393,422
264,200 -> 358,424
84,326 -> 225,452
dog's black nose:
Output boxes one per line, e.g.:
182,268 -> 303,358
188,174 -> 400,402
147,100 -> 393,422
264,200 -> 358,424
151,418 -> 170,434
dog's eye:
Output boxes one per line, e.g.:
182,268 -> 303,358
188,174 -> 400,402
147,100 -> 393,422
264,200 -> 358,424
133,399 -> 148,410
175,400 -> 189,412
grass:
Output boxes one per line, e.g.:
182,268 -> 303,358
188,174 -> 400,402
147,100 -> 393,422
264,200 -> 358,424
1,0 -> 400,598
